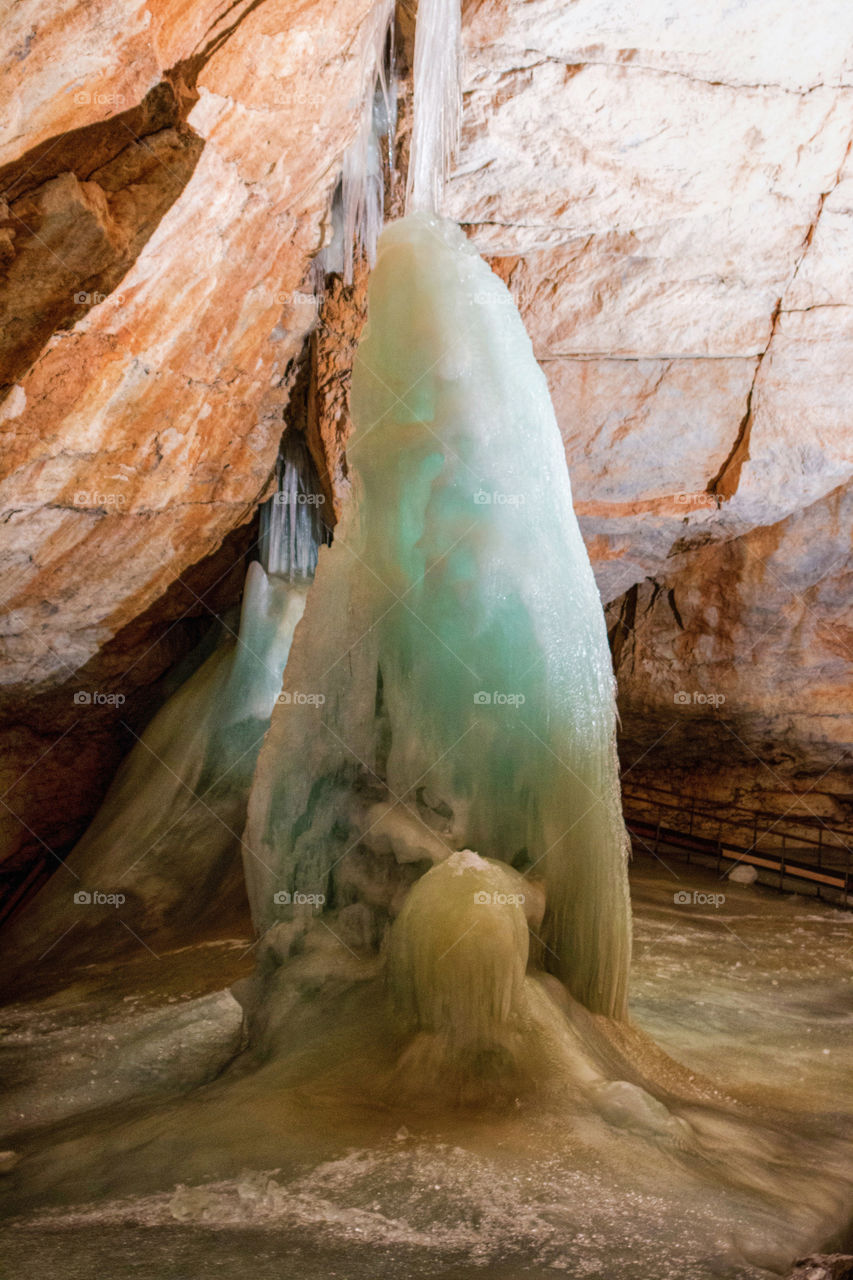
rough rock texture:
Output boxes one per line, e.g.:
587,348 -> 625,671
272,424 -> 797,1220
1,0 -> 852,902
607,481 -> 853,816
450,0 -> 853,586
1,0 -> 388,690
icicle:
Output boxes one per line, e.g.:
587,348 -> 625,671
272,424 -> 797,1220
218,563 -> 310,728
258,432 -> 331,582
322,1 -> 396,285
341,120 -> 384,285
318,181 -> 346,278
406,0 -> 462,213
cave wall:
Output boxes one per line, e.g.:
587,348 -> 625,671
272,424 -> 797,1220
1,0 -> 388,690
606,482 -> 853,817
1,0 -> 852,887
0,0 -> 388,879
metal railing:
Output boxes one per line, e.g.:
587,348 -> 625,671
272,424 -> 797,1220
622,779 -> 852,905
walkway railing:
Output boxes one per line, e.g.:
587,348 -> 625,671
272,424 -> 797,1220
2,779 -> 850,931
622,779 -> 852,906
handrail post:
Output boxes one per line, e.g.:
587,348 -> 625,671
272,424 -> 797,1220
623,778 -> 853,909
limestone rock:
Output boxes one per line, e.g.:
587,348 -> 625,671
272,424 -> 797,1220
608,482 -> 853,813
0,0 -> 388,884
447,0 -> 853,595
1,0 -> 388,693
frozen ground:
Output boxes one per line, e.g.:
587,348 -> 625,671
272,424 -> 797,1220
0,853 -> 850,1279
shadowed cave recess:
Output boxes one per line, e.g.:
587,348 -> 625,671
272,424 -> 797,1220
0,2 -> 852,1279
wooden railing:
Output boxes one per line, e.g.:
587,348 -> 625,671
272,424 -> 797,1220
622,779 -> 853,905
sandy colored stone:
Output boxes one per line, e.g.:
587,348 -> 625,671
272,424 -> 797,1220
445,0 -> 853,600
1,0 -> 388,693
609,483 -> 853,815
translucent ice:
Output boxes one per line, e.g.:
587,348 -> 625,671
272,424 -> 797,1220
323,0 -> 396,283
244,213 -> 631,1018
6,435 -> 323,966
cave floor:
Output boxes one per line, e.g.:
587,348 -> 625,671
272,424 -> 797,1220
0,854 -> 850,1280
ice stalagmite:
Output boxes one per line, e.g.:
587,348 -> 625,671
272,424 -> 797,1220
5,434 -> 326,969
244,214 -> 631,1019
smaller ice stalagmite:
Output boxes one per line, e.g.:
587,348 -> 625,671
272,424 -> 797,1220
388,851 -> 530,1046
6,433 -> 327,967
386,851 -> 540,1099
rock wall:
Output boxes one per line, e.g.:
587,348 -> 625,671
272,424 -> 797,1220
1,0 -> 851,893
1,0 -> 390,689
0,0 -> 390,881
607,482 -> 853,817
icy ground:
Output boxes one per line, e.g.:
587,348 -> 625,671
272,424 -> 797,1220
0,854 -> 850,1279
